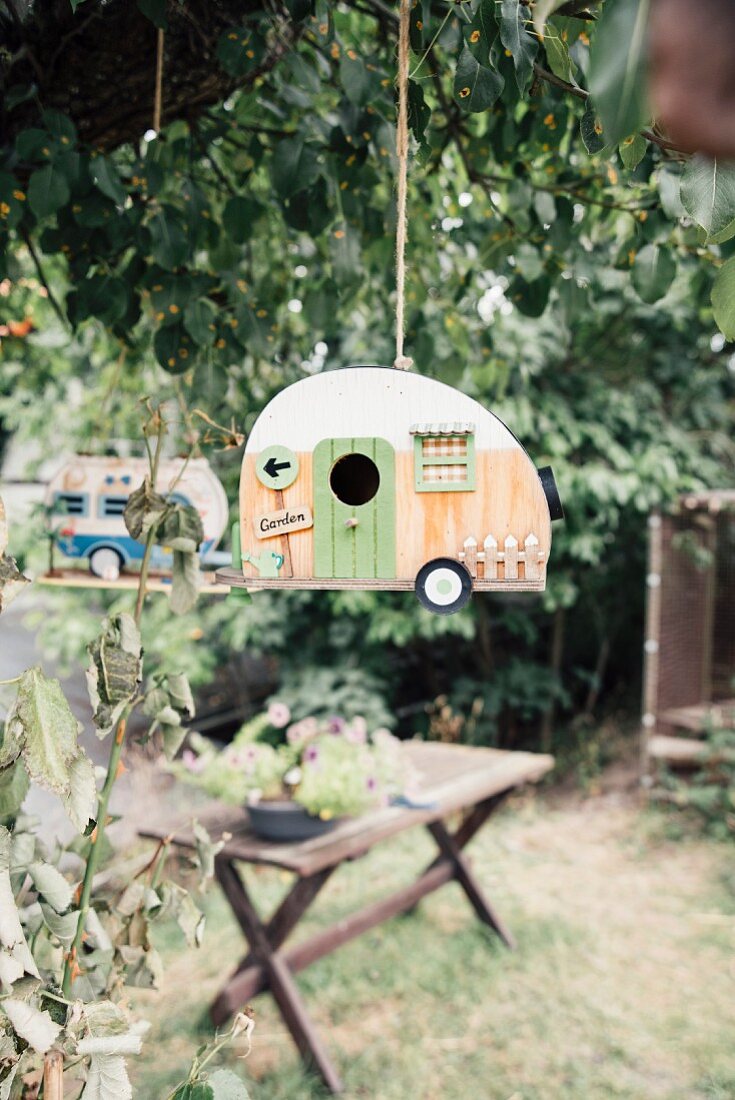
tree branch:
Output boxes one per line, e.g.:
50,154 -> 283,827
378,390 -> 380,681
21,230 -> 69,331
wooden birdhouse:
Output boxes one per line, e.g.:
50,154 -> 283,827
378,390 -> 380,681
46,454 -> 228,581
218,366 -> 563,614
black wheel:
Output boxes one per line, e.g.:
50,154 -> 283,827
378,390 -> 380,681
415,558 -> 472,615
88,546 -> 124,581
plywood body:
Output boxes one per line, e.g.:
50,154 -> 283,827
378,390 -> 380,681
238,366 -> 552,590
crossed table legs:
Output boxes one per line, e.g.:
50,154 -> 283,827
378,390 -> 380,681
210,792 -> 514,1095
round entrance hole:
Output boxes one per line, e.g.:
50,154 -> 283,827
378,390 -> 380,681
329,452 -> 380,506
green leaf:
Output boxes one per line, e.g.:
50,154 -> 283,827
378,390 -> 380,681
160,503 -> 204,553
271,138 -> 320,200
216,27 -> 266,77
0,763 -> 29,820
463,0 -> 498,62
543,28 -> 574,84
143,672 -> 195,759
0,173 -> 27,231
123,479 -> 168,541
619,132 -> 647,170
339,53 -> 370,107
533,0 -> 568,37
712,255 -> 735,339
283,0 -> 314,21
183,298 -> 217,345
508,274 -> 550,317
40,903 -> 80,947
588,0 -> 649,145
656,165 -> 685,219
27,164 -> 70,219
4,84 -> 36,113
149,274 -> 193,327
41,109 -> 76,143
171,1086 -> 214,1100
75,274 -> 129,325
207,1070 -> 251,1100
222,196 -> 262,244
137,0 -> 168,30
580,106 -> 607,155
67,748 -> 100,829
3,999 -> 61,1054
77,1033 -> 143,1056
28,861 -> 73,913
15,129 -> 52,163
329,224 -> 361,290
7,668 -> 80,796
86,614 -> 143,737
631,243 -> 676,304
150,211 -> 189,270
154,323 -> 195,373
0,553 -> 30,614
158,880 -> 205,946
80,1052 -> 133,1100
409,0 -> 428,51
407,81 -> 430,145
499,0 -> 538,95
191,820 -> 225,883
0,826 -> 40,981
680,156 -> 735,242
90,156 -> 126,205
454,46 -> 504,112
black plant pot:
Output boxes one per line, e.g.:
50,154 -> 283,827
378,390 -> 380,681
247,800 -> 339,842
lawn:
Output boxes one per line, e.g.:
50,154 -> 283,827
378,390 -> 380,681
131,787 -> 735,1100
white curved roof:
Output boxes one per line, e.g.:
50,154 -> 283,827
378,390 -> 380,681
247,367 -> 520,452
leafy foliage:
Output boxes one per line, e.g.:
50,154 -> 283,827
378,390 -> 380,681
0,491 -> 250,1093
660,722 -> 735,840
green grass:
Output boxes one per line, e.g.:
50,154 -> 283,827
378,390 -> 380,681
131,795 -> 735,1099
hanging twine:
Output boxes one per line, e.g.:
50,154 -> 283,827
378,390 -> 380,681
153,27 -> 165,134
393,0 -> 413,371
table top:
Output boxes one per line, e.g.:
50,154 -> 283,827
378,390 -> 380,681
142,741 -> 553,876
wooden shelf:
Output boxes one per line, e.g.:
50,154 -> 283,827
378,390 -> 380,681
658,700 -> 735,735
37,570 -> 224,596
648,735 -> 708,765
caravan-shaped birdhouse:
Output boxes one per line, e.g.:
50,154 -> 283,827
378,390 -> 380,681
219,366 -> 563,614
47,454 -> 228,581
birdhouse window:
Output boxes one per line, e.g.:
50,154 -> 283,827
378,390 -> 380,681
411,423 -> 476,492
98,495 -> 129,518
53,491 -> 89,516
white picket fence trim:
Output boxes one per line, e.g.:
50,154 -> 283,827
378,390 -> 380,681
459,533 -> 545,581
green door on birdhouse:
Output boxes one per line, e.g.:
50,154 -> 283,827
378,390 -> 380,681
313,437 -> 395,579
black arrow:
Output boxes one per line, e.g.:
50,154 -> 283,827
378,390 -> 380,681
263,456 -> 291,479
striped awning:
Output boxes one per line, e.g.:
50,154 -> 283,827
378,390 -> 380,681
409,421 -> 475,435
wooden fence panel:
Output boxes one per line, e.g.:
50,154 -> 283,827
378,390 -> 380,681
484,534 -> 498,579
504,535 -> 518,580
463,536 -> 478,578
459,532 -> 544,582
524,533 -> 540,580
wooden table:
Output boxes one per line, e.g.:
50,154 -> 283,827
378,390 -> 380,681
142,742 -> 553,1094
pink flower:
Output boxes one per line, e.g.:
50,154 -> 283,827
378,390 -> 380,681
327,716 -> 346,734
345,717 -> 367,744
182,749 -> 207,774
228,745 -> 259,774
267,701 -> 291,729
287,717 -> 319,744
